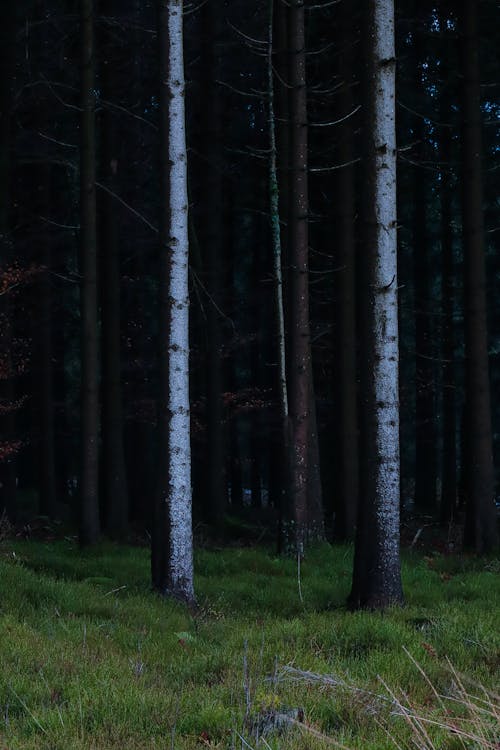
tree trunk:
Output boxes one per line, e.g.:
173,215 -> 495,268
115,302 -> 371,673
349,0 -> 404,609
250,226 -> 265,512
152,0 -> 195,604
275,0 -> 290,306
460,0 -> 498,553
200,0 -> 226,528
440,138 -> 457,526
287,0 -> 321,552
333,0 -> 359,541
307,368 -> 324,536
268,0 -> 291,534
413,19 -> 436,514
100,4 -> 129,538
79,0 -> 100,545
34,8 -> 57,521
439,29 -> 457,526
0,7 -> 18,520
229,416 -> 243,508
225,200 -> 243,510
38,172 -> 57,520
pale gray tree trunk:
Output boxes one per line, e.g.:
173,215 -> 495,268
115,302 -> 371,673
268,0 -> 291,537
152,0 -> 194,605
268,0 -> 288,430
349,0 -> 403,609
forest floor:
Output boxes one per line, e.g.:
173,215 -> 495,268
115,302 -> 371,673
0,537 -> 498,749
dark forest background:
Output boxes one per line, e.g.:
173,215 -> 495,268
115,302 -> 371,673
0,0 -> 499,548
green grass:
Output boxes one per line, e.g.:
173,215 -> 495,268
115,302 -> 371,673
0,540 -> 498,749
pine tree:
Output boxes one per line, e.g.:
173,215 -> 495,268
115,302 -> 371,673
287,0 -> 324,552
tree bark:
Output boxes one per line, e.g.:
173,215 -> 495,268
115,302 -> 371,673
287,0 -> 322,552
30,1 -> 56,521
439,15 -> 458,526
0,6 -> 18,520
100,3 -> 129,538
200,0 -> 226,528
38,171 -> 57,520
268,0 -> 291,533
460,0 -> 498,553
349,0 -> 404,609
440,131 -> 457,526
412,16 -> 436,514
307,368 -> 324,536
79,0 -> 100,545
333,0 -> 359,541
152,0 -> 195,604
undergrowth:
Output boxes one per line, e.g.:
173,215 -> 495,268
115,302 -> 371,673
0,540 -> 498,748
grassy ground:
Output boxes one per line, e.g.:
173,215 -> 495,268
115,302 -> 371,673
0,539 -> 498,749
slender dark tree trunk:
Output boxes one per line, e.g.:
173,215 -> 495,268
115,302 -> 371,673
333,0 -> 359,541
412,20 -> 436,514
440,145 -> 457,526
307,369 -> 323,536
100,7 -> 129,537
269,0 -> 291,537
38,171 -> 57,519
439,57 -> 457,526
287,0 -> 323,551
0,322 -> 17,521
250,233 -> 265,512
54,307 -> 71,513
35,8 -> 57,520
250,436 -> 262,510
200,0 -> 226,528
349,0 -> 404,609
0,8 -> 18,519
225,199 -> 243,510
0,8 -> 15,240
229,414 -> 243,508
460,0 -> 498,552
275,0 -> 290,297
124,0 -> 155,527
79,0 -> 100,546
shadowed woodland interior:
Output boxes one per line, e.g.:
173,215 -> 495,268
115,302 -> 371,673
0,0 -> 499,603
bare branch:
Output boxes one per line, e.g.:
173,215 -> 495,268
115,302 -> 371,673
397,99 -> 453,128
215,79 -> 263,99
310,104 -> 361,127
36,131 -> 78,149
95,182 -> 159,234
307,0 -> 341,9
309,157 -> 361,172
38,215 -> 80,231
227,20 -> 267,46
